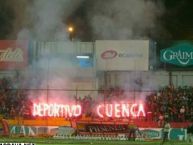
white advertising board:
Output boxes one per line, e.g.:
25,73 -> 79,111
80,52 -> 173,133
96,40 -> 149,71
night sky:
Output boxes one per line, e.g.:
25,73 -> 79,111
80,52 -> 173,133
68,0 -> 193,40
161,0 -> 193,40
0,0 -> 193,40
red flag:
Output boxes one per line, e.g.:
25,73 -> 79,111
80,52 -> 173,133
1,119 -> 9,136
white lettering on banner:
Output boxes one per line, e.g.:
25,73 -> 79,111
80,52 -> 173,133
96,104 -> 103,118
0,48 -> 24,62
33,103 -> 82,118
163,50 -> 193,65
96,103 -> 145,118
114,104 -> 121,118
20,126 -> 26,135
10,126 -> 58,136
10,126 -> 16,134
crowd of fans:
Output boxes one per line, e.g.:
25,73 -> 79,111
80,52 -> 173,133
0,76 -> 193,123
77,86 -> 193,123
0,76 -> 32,119
146,85 -> 193,122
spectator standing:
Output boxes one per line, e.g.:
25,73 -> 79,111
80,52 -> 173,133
187,123 -> 193,143
160,120 -> 173,145
158,113 -> 164,127
127,120 -> 137,141
179,106 -> 185,122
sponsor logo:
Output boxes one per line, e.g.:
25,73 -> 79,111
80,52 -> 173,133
101,50 -> 117,59
160,42 -> 193,66
0,48 -> 24,62
141,129 -> 161,139
101,49 -> 143,60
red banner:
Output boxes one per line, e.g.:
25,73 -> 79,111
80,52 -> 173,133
76,122 -> 129,134
0,40 -> 28,70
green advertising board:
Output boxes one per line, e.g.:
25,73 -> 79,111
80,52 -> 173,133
9,125 -> 187,140
160,42 -> 193,66
170,128 -> 186,140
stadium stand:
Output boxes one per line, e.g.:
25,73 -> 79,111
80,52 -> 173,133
0,75 -> 192,127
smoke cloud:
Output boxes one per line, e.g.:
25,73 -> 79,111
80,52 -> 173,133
87,0 -> 163,39
14,0 -> 163,103
17,0 -> 83,41
15,0 -> 86,103
85,0 -> 163,101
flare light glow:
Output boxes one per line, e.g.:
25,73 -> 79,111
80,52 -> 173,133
96,103 -> 145,118
32,102 -> 145,118
33,103 -> 82,118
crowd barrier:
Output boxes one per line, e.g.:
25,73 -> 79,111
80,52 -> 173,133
7,125 -> 188,141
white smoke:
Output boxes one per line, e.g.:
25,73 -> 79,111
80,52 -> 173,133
86,0 -> 163,102
17,0 -> 83,41
16,0 -> 85,103
87,0 -> 163,39
15,0 -> 164,102
17,28 -> 31,40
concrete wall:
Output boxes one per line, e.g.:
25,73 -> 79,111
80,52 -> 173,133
154,71 -> 193,87
0,41 -> 192,92
98,71 -> 193,90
